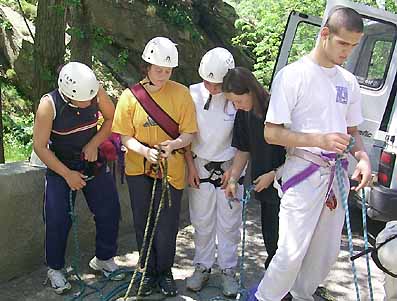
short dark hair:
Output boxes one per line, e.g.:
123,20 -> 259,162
140,61 -> 152,78
324,7 -> 363,34
222,67 -> 270,118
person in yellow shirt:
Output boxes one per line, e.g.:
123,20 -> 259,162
112,36 -> 197,297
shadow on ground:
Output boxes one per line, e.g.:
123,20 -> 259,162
0,200 -> 386,301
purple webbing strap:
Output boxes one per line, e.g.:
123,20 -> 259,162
281,152 -> 349,194
281,163 -> 320,193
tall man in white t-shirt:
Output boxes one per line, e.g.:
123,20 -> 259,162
254,7 -> 372,301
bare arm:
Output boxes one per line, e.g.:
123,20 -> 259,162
347,126 -> 371,191
83,87 -> 115,161
159,133 -> 195,158
229,150 -> 250,182
264,122 -> 351,154
225,150 -> 249,199
184,147 -> 200,188
33,96 -> 86,190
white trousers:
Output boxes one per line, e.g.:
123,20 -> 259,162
384,274 -> 397,301
256,155 -> 346,301
188,156 -> 242,270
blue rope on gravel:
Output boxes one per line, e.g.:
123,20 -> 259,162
360,189 -> 374,301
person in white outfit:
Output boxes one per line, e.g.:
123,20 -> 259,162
251,7 -> 372,301
374,221 -> 397,301
185,47 -> 242,297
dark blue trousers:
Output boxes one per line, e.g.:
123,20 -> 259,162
126,175 -> 182,275
44,167 -> 120,270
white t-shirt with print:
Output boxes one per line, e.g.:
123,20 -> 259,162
266,56 -> 363,154
189,82 -> 237,161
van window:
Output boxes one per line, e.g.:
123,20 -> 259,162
287,21 -> 320,64
345,18 -> 397,90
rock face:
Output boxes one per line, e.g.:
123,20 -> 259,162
85,0 -> 253,86
0,1 -> 252,96
0,5 -> 35,96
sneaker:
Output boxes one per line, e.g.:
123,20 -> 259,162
89,256 -> 125,280
186,264 -> 211,292
158,269 -> 178,297
46,268 -> 72,295
221,268 -> 239,297
130,271 -> 157,297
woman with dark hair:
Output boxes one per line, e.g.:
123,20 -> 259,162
223,67 -> 286,270
112,37 -> 198,297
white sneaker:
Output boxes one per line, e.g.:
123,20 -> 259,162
186,264 -> 211,292
221,268 -> 239,297
89,256 -> 125,280
46,268 -> 72,295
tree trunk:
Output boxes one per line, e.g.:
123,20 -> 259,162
70,0 -> 92,66
0,80 -> 5,163
33,0 -> 66,111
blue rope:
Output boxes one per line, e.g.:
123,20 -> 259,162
336,137 -> 361,301
199,185 -> 254,301
67,189 -> 104,301
361,189 -> 374,301
66,188 -> 133,301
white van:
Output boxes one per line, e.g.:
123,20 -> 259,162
272,0 -> 397,221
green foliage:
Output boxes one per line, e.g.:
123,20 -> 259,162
234,0 -> 325,86
20,1 -> 37,21
233,0 -> 397,86
65,0 -> 81,7
0,16 -> 13,30
113,49 -> 129,73
5,68 -> 17,82
1,81 -> 33,162
146,0 -> 200,40
67,26 -> 85,40
0,0 -> 37,21
92,27 -> 113,50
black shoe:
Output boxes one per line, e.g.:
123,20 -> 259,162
132,271 -> 157,297
158,269 -> 178,297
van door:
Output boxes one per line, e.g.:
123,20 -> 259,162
272,0 -> 397,175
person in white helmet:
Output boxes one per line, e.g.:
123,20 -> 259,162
33,62 -> 124,295
374,221 -> 397,301
184,47 -> 241,297
112,36 -> 198,297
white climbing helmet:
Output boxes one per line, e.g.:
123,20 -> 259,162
198,47 -> 235,83
58,62 -> 99,102
141,37 -> 178,68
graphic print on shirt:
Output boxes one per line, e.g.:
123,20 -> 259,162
335,86 -> 348,104
143,116 -> 158,127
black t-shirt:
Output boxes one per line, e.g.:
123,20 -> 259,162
232,109 -> 286,202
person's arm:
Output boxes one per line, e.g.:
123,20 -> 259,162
33,96 -> 86,190
225,150 -> 250,199
185,147 -> 200,188
347,126 -> 371,191
82,87 -> 114,161
160,133 -> 195,158
264,122 -> 351,154
121,135 -> 159,163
